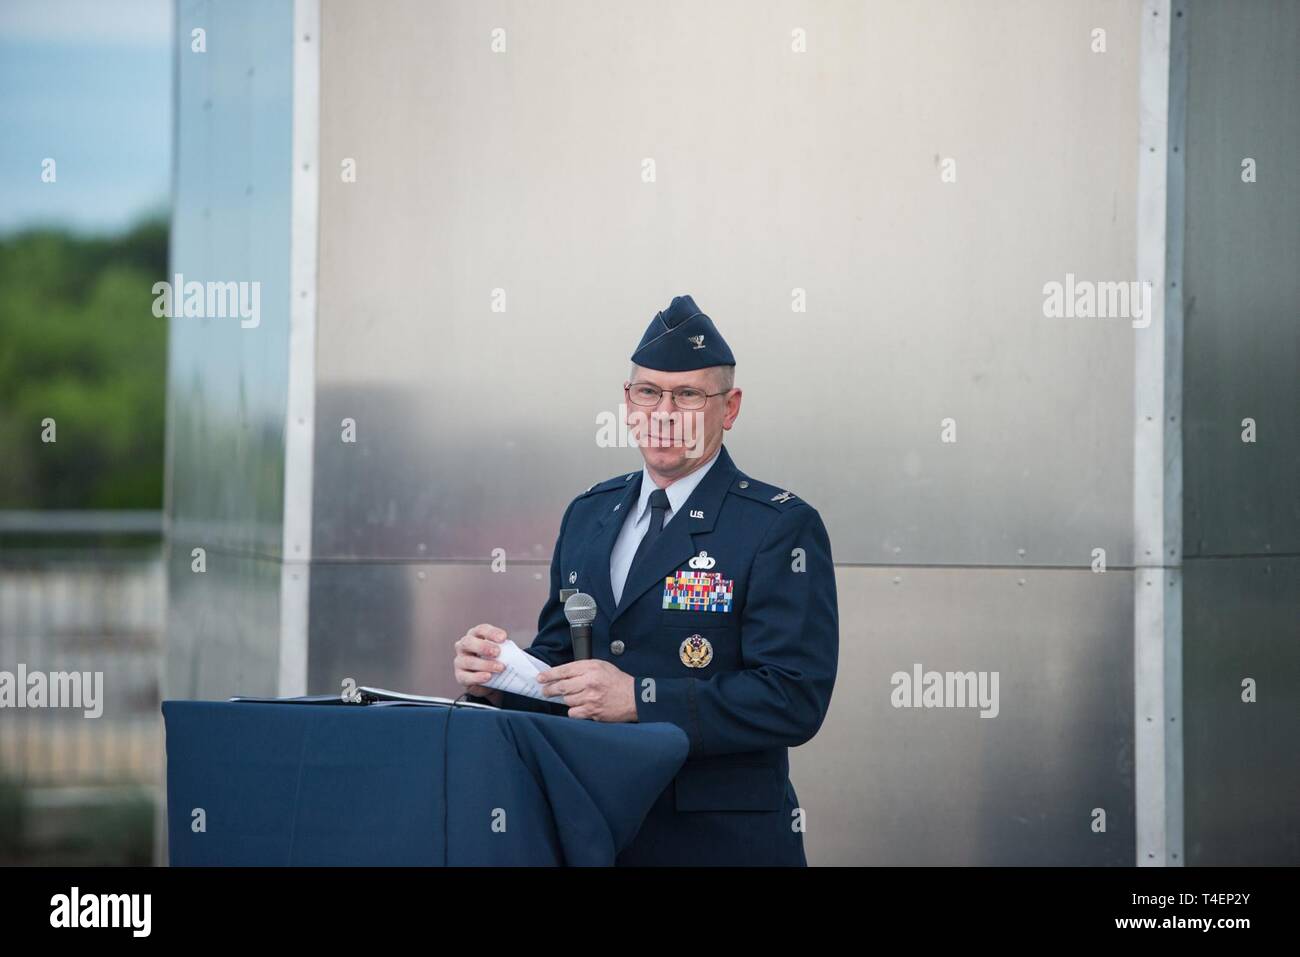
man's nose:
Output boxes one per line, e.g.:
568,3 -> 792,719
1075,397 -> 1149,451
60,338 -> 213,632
652,392 -> 681,422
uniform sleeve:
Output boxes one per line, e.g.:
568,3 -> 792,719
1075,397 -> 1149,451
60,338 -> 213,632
494,497 -> 577,717
632,503 -> 839,757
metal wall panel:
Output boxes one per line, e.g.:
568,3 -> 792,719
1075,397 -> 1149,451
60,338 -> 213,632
1180,0 -> 1300,865
797,565 -> 1134,865
1182,556 -> 1299,865
306,561 -> 550,699
167,0 -> 294,560
164,546 -> 282,700
1182,556 -> 1300,865
165,0 -> 295,701
1182,0 -> 1300,558
312,0 -> 1141,568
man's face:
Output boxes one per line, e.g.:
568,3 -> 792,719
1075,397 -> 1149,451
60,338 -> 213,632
624,365 -> 741,480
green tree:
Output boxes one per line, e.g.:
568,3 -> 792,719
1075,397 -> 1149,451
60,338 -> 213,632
0,218 -> 168,509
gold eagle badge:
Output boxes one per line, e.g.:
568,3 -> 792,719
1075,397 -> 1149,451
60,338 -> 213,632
679,634 -> 714,668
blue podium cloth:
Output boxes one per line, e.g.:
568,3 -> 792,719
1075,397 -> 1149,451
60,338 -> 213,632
162,701 -> 689,866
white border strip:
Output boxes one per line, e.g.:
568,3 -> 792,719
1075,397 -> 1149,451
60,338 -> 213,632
278,0 -> 321,697
1134,0 -> 1185,867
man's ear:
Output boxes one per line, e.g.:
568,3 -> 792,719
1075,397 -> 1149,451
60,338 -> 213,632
723,388 -> 742,429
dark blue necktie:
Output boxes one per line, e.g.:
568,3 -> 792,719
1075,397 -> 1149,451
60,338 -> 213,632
627,488 -> 670,582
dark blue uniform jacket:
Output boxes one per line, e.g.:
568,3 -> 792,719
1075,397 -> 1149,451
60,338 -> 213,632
495,443 -> 838,865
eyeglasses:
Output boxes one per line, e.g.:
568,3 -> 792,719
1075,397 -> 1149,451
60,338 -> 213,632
624,381 -> 730,411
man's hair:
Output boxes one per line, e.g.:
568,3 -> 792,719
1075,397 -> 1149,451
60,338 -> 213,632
629,363 -> 735,392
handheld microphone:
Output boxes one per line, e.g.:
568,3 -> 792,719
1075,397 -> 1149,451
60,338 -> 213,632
564,592 -> 597,660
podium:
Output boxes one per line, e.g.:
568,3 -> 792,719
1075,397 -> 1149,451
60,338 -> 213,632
162,700 -> 690,866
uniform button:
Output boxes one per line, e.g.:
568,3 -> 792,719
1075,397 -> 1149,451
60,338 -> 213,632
738,480 -> 749,489
610,640 -> 625,655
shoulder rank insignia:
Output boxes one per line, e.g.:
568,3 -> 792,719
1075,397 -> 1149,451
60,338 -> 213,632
771,491 -> 796,503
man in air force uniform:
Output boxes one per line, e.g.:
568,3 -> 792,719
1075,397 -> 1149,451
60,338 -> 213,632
453,294 -> 839,866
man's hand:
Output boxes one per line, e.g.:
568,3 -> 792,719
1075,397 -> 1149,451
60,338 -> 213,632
538,660 -> 638,722
453,623 -> 506,706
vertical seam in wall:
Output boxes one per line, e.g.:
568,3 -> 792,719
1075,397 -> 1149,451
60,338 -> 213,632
156,0 -> 187,869
279,0 -> 321,697
1162,0 -> 1187,869
1134,0 -> 1185,867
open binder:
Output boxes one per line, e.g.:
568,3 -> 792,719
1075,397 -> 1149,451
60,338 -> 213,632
228,687 -> 498,709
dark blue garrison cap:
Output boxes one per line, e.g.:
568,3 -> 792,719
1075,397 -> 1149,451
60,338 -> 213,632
630,295 -> 736,372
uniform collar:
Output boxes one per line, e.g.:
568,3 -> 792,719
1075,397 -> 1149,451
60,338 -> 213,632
631,445 -> 722,524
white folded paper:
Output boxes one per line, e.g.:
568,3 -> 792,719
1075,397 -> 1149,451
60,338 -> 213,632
483,639 -> 565,704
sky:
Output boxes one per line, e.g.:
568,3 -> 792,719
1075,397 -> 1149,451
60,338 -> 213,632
0,0 -> 173,236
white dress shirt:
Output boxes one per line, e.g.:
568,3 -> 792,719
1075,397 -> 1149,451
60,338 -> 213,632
609,446 -> 722,606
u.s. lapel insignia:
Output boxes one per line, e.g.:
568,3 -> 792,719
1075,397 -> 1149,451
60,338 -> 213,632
680,634 -> 713,668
